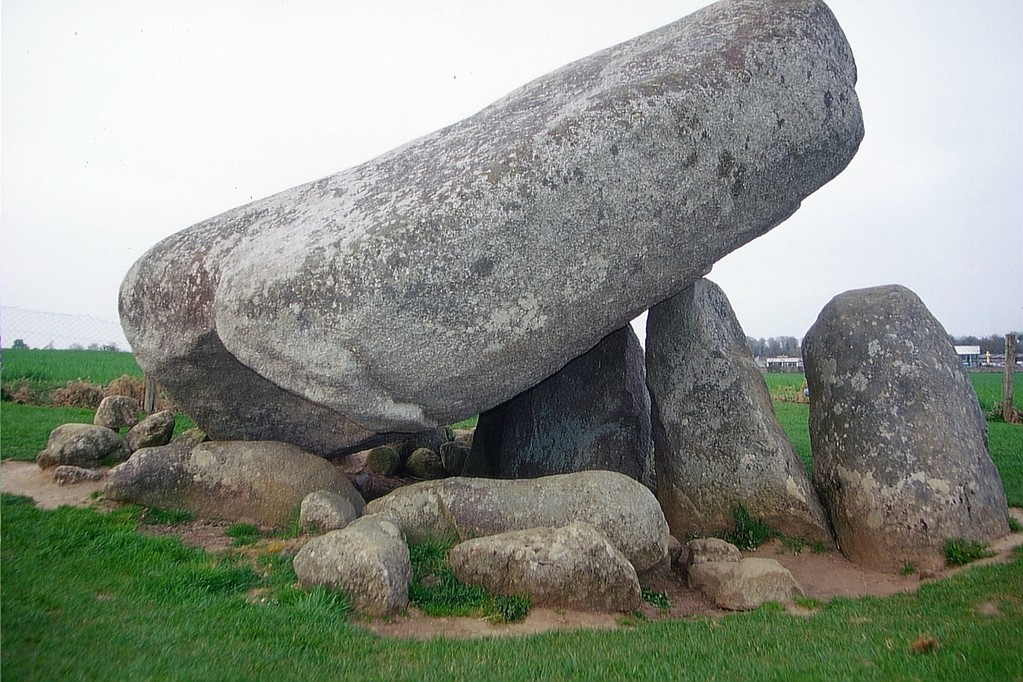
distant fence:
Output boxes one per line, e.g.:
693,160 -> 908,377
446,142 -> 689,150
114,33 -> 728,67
0,307 -> 131,352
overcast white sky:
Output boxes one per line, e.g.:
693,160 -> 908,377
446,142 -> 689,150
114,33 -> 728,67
2,0 -> 1021,343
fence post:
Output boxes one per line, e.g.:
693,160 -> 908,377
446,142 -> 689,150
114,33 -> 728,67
143,375 -> 157,413
1004,333 -> 1017,423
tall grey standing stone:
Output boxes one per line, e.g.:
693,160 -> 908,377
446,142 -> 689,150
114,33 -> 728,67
463,325 -> 652,483
802,285 -> 1009,572
646,279 -> 832,543
120,0 -> 863,456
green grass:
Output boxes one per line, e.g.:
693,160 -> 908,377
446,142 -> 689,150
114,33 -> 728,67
3,493 -> 1022,680
0,403 -> 96,460
944,538 -> 996,566
0,403 -> 196,461
2,348 -> 142,395
407,540 -> 531,623
970,372 -> 1023,414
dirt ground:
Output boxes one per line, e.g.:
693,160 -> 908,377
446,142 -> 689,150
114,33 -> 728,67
4,459 -> 1021,640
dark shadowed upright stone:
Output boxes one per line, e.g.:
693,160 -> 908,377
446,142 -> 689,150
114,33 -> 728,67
802,285 -> 1009,572
463,326 -> 652,483
646,279 -> 832,543
120,0 -> 863,456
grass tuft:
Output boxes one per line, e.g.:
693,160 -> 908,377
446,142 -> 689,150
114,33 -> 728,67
944,537 -> 996,566
225,523 -> 263,547
642,588 -> 672,612
723,505 -> 778,550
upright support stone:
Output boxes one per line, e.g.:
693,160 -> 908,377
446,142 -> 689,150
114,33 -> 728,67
463,325 -> 652,484
646,279 -> 832,543
803,285 -> 1009,572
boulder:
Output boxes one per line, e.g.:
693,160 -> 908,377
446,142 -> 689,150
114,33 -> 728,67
94,396 -> 142,430
802,285 -> 1010,572
439,441 -> 471,476
691,558 -> 803,610
120,0 -> 863,456
646,279 -> 832,543
405,447 -> 445,480
300,490 -> 358,533
463,325 -> 652,483
37,423 -> 130,469
365,446 -> 401,477
293,514 -> 411,617
387,428 -> 453,463
447,522 -> 641,612
104,440 -> 365,527
125,410 -> 176,451
687,537 -> 742,567
365,470 -> 668,572
172,427 -> 209,448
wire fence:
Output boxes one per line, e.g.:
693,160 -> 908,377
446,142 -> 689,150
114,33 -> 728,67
1,307 -> 131,351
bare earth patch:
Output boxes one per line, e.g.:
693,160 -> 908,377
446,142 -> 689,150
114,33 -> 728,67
4,459 -> 1022,640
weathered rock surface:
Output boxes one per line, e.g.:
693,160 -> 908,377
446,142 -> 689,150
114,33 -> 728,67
105,440 -> 365,527
687,537 -> 742,568
53,465 -> 108,486
365,470 -> 668,572
802,284 -> 1010,572
691,558 -> 803,610
448,522 -> 641,612
293,514 -> 411,617
300,490 -> 358,532
365,446 -> 401,477
94,396 -> 142,430
126,410 -> 176,451
37,423 -> 130,469
172,427 -> 209,448
463,326 -> 652,483
646,279 -> 832,542
439,441 -> 471,476
405,447 -> 445,480
120,0 -> 863,456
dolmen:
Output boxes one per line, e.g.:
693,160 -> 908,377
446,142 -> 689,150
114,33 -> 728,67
119,0 -> 863,456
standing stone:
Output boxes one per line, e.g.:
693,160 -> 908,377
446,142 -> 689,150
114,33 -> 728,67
119,0 -> 863,456
802,285 -> 1009,572
463,326 -> 652,483
646,279 -> 832,543
94,396 -> 142,430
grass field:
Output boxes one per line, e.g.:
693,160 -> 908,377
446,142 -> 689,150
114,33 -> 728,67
2,493 -> 1021,680
2,348 -> 142,396
2,354 -> 1022,679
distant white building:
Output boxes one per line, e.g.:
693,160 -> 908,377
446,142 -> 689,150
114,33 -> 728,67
765,356 -> 803,373
954,345 -> 981,368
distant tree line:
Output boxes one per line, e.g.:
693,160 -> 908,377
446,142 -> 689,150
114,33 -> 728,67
744,333 -> 1021,359
746,336 -> 801,357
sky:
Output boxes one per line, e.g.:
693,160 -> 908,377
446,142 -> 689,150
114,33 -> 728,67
2,0 -> 1021,346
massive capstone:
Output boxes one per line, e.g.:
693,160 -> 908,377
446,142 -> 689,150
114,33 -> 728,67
120,0 -> 863,455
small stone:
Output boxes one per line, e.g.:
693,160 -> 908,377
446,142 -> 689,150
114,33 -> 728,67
438,441 -> 471,476
405,448 -> 445,480
300,490 -> 358,533
126,410 -> 176,451
94,396 -> 142,430
53,465 -> 108,486
365,446 -> 401,477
